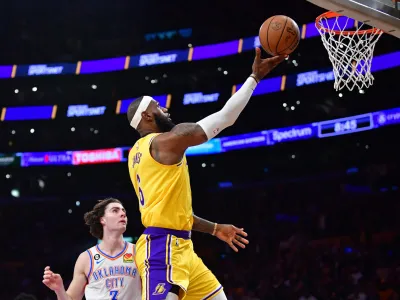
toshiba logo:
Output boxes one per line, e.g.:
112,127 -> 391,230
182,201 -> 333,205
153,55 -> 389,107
72,148 -> 122,165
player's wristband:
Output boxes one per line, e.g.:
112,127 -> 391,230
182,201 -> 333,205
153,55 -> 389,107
212,223 -> 218,236
249,74 -> 260,84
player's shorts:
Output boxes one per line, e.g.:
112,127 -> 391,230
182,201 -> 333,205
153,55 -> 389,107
135,227 -> 223,300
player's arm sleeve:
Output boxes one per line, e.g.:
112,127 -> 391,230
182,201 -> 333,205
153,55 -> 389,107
196,76 -> 258,140
59,252 -> 88,300
161,76 -> 258,151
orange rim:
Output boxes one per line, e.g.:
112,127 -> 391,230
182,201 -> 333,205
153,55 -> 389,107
316,11 -> 383,35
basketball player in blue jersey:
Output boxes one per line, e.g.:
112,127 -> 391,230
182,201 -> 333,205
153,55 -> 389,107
127,47 -> 286,300
42,198 -> 142,300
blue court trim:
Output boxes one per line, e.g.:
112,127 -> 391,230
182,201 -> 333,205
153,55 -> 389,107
96,241 -> 127,259
144,227 -> 191,239
86,250 -> 92,280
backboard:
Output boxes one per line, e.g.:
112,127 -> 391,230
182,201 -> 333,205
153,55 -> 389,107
306,0 -> 400,38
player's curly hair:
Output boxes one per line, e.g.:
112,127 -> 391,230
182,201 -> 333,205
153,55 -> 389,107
83,198 -> 122,239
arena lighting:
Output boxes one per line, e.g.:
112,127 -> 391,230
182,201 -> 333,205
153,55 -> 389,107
0,51 -> 398,122
346,167 -> 359,174
0,24 -> 396,79
8,105 -> 400,167
38,179 -> 45,190
1,105 -> 57,121
11,189 -> 20,198
218,182 -> 233,188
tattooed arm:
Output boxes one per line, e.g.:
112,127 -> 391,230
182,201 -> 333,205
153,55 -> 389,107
150,123 -> 208,164
192,214 -> 216,235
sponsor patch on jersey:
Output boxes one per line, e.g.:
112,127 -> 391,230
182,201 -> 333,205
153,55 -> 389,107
123,253 -> 133,263
94,254 -> 101,260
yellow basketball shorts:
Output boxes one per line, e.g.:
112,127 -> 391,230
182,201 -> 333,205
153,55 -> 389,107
135,227 -> 223,300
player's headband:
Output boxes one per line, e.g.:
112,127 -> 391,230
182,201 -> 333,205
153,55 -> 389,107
130,96 -> 153,129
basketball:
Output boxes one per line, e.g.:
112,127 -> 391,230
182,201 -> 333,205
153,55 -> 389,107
259,15 -> 301,56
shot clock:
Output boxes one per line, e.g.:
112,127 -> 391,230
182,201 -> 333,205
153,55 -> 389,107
318,113 -> 373,138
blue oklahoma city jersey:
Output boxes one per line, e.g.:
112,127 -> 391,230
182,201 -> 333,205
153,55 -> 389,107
85,242 -> 141,300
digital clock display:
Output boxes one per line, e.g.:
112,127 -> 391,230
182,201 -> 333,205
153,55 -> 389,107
318,114 -> 373,138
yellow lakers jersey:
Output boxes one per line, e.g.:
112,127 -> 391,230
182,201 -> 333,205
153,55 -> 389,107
128,133 -> 193,231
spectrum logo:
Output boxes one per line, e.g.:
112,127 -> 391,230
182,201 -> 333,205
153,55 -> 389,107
270,127 -> 313,143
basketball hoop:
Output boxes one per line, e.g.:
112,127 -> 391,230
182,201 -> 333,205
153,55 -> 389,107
315,11 -> 384,91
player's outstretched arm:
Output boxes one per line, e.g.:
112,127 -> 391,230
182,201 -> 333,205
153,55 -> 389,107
42,252 -> 88,300
154,48 -> 286,160
192,214 -> 249,253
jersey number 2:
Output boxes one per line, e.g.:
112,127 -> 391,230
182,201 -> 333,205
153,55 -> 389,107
137,174 -> 145,206
110,290 -> 119,300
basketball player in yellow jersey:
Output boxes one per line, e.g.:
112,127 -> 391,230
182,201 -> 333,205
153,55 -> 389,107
127,48 -> 286,300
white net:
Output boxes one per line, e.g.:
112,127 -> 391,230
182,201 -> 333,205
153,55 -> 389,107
316,14 -> 383,91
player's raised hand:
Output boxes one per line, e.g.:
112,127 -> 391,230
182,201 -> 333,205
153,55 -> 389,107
214,224 -> 249,252
251,47 -> 287,82
42,266 -> 64,292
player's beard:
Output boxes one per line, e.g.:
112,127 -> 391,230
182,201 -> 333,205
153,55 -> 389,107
154,113 -> 176,132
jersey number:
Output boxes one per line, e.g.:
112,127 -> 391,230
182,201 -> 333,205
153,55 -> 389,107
137,174 -> 145,206
110,290 -> 119,300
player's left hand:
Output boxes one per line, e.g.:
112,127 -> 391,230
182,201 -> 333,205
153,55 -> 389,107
214,224 -> 249,252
